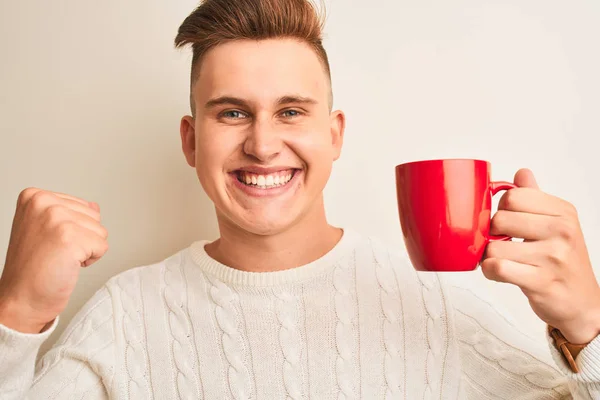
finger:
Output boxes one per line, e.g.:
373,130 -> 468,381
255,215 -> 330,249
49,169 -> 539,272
54,197 -> 101,222
490,210 -> 562,240
480,258 -> 540,291
484,240 -> 549,267
82,253 -> 105,268
514,168 -> 539,189
62,208 -> 108,239
53,193 -> 100,219
77,217 -> 108,240
17,187 -> 43,207
52,191 -> 95,208
23,190 -> 101,221
77,228 -> 109,267
498,188 -> 576,217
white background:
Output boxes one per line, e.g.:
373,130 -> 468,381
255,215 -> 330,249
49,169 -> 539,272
1,0 -> 598,354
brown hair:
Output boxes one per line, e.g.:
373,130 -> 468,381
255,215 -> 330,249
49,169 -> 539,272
174,0 -> 332,112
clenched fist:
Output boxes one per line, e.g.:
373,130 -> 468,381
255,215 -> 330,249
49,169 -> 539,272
0,188 -> 108,334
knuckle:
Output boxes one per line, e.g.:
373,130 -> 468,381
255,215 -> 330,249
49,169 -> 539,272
44,205 -> 67,225
29,190 -> 53,210
56,221 -> 77,244
550,218 -> 577,241
548,272 -> 563,288
18,187 -> 39,206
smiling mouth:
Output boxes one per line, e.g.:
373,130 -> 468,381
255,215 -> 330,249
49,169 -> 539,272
235,169 -> 298,189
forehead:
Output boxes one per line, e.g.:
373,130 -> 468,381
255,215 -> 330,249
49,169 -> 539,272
194,39 -> 329,105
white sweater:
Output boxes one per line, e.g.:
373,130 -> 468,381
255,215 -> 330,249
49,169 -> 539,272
1,229 -> 599,399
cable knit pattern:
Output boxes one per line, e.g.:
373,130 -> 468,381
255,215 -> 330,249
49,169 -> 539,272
2,230 -> 600,399
371,243 -> 405,399
117,274 -> 151,400
163,253 -> 203,400
208,275 -> 253,400
333,254 -> 358,400
275,290 -> 304,400
417,272 -> 447,400
457,310 -> 568,393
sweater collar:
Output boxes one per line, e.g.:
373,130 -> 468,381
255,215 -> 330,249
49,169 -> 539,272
188,228 -> 361,287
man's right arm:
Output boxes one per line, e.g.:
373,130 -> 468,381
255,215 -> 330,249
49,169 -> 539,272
0,187 -> 111,398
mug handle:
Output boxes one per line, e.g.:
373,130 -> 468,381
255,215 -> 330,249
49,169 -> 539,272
487,181 -> 517,242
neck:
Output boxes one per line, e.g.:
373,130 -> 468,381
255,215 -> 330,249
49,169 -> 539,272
206,198 -> 342,272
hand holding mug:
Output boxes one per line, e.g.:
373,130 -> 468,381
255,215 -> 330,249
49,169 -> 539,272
481,169 -> 600,344
395,160 -> 600,345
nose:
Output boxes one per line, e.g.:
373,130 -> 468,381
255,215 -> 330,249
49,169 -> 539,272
242,117 -> 283,162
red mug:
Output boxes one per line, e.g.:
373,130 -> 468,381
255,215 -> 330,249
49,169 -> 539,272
395,159 -> 516,272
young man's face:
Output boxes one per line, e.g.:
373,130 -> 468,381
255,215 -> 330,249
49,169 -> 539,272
181,39 -> 345,235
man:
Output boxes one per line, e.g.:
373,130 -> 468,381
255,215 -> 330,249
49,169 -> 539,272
1,0 -> 599,398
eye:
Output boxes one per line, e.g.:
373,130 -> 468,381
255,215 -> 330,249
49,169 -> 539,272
220,110 -> 248,119
281,109 -> 303,118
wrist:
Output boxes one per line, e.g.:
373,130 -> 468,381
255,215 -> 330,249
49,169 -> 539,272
558,308 -> 600,345
0,296 -> 53,334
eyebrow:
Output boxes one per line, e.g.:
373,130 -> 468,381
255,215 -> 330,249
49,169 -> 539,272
204,96 -> 249,110
204,94 -> 319,110
276,95 -> 318,106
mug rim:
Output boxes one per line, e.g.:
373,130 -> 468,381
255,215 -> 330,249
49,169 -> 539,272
395,158 -> 490,169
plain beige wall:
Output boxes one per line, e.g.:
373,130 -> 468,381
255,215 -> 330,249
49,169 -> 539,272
1,0 -> 599,356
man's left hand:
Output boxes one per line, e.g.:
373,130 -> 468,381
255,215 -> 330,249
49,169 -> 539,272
482,168 -> 600,344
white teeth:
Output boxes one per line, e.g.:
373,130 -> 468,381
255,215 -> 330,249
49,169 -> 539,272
239,170 -> 295,188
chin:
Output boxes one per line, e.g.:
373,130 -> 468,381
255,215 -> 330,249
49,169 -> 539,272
238,217 -> 297,236
220,202 -> 303,236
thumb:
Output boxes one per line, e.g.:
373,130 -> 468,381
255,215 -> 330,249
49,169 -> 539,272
514,168 -> 539,189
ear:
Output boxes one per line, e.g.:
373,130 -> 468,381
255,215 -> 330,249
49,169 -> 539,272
180,115 -> 197,167
330,110 -> 346,161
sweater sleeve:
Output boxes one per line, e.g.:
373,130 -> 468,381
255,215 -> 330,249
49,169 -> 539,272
0,285 -> 115,399
448,282 -> 600,400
